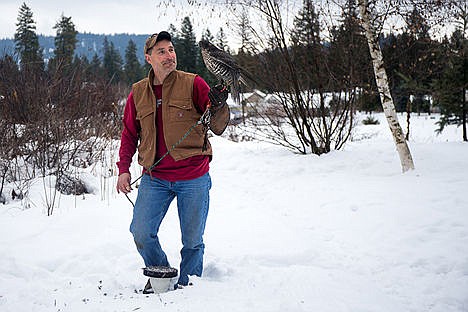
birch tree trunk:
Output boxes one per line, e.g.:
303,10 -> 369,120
357,0 -> 415,172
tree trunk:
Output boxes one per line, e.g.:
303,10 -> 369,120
357,0 -> 415,172
462,5 -> 467,142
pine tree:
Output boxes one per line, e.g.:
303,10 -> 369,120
167,24 -> 180,51
201,28 -> 214,42
433,29 -> 467,137
215,27 -> 228,52
406,7 -> 430,40
103,37 -> 123,83
399,7 -> 434,114
233,9 -> 256,90
48,14 -> 78,73
87,53 -> 104,80
236,9 -> 254,54
292,0 -> 320,46
54,15 -> 78,63
168,24 -> 179,40
291,0 -> 324,90
124,39 -> 143,84
14,2 -> 43,72
328,0 -> 371,91
178,17 -> 198,73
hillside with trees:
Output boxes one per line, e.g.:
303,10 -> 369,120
0,1 -> 466,212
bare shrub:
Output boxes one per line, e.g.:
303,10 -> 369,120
0,53 -> 126,214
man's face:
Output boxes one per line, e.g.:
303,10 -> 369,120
145,39 -> 177,76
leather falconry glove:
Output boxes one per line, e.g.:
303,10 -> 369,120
208,84 -> 228,112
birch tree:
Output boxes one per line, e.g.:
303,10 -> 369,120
357,0 -> 415,172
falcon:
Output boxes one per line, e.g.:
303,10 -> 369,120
199,39 -> 251,106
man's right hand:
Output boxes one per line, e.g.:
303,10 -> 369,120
117,173 -> 133,194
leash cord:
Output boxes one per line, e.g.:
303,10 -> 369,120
124,108 -> 211,208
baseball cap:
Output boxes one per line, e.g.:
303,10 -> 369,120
144,31 -> 172,54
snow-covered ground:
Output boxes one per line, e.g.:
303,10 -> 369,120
1,113 -> 467,312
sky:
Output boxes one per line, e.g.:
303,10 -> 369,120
0,112 -> 467,311
0,0 -> 231,41
2,1 -> 456,48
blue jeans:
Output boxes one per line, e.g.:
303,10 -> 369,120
130,172 -> 211,286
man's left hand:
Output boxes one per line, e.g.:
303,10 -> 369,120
208,84 -> 228,109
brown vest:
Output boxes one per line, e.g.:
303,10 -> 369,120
132,69 -> 212,170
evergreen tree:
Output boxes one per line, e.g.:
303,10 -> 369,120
236,9 -> 254,54
398,7 -> 435,114
178,17 -> 198,73
124,39 -> 143,84
14,2 -> 43,72
201,28 -> 214,42
291,0 -> 324,90
48,14 -> 78,73
0,54 -> 22,121
87,53 -> 104,80
433,29 -> 468,138
233,9 -> 257,91
167,24 -> 180,50
53,15 -> 78,65
292,0 -> 320,46
406,7 -> 430,40
168,24 -> 179,38
103,37 -> 123,83
215,27 -> 228,52
328,0 -> 371,91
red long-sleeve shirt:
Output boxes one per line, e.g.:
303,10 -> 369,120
116,75 -> 210,182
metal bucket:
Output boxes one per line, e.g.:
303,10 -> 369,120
143,266 -> 178,293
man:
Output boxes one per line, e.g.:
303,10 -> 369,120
116,31 -> 229,292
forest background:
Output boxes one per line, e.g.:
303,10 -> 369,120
0,0 -> 466,212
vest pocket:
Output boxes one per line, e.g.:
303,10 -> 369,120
136,109 -> 154,156
168,98 -> 194,122
136,106 -> 154,121
138,109 -> 154,132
